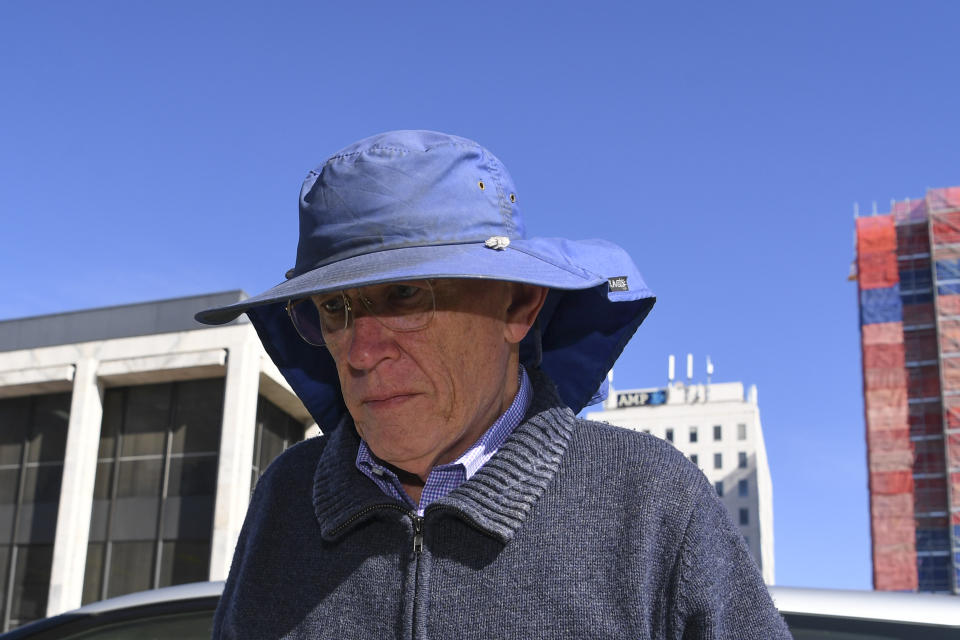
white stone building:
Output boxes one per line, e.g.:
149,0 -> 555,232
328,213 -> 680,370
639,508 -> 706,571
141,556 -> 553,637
0,293 -> 314,631
585,378 -> 776,584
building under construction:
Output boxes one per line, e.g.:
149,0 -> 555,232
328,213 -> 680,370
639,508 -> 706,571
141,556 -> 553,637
855,186 -> 960,593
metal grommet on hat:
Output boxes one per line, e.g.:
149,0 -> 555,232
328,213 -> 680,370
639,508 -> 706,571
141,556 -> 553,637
478,180 -> 485,190
510,193 -> 517,203
484,236 -> 510,251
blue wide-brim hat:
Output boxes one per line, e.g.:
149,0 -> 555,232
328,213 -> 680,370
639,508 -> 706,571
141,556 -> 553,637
197,130 -> 655,430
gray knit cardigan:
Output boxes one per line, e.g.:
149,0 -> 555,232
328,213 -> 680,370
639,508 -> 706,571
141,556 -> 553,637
213,369 -> 790,639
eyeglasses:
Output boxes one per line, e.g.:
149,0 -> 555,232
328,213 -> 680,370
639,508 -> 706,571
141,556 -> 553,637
286,280 -> 436,347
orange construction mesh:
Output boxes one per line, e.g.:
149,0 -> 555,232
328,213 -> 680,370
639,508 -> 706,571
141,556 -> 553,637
865,388 -> 907,411
871,470 -> 914,495
864,369 -> 908,390
866,409 -> 908,430
858,251 -> 900,290
871,489 -> 918,589
928,187 -> 960,213
946,397 -> 960,430
949,434 -> 960,470
868,428 -> 911,446
862,322 -> 904,345
857,216 -> 897,254
863,343 -> 906,369
939,319 -> 960,353
938,294 -> 960,316
931,211 -> 960,245
869,449 -> 914,472
875,554 -> 920,591
941,358 -> 960,388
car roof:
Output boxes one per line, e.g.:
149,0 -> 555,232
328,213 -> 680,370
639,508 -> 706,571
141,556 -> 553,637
769,585 -> 960,627
70,581 -> 225,615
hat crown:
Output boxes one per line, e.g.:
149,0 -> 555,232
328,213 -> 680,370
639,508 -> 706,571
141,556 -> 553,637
292,130 -> 526,279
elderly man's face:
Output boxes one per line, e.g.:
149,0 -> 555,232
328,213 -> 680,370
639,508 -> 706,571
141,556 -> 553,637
321,279 -> 545,478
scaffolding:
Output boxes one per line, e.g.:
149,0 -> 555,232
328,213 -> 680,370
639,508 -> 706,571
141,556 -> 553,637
856,186 -> 960,593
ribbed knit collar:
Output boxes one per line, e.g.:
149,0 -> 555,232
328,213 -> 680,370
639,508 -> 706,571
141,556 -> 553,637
312,367 -> 577,544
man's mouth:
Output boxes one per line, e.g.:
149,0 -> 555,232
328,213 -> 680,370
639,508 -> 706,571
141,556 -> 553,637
362,393 -> 419,409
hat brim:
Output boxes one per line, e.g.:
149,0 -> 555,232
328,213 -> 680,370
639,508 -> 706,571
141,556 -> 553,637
195,237 -> 638,325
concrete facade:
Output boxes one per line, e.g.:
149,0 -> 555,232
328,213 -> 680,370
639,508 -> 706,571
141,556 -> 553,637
585,379 -> 776,584
0,293 -> 314,625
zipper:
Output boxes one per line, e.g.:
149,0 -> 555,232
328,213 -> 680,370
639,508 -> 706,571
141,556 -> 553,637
410,512 -> 425,639
412,515 -> 424,553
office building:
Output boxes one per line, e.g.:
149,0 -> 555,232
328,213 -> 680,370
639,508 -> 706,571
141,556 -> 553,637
854,186 -> 960,593
585,370 -> 775,584
0,293 -> 314,631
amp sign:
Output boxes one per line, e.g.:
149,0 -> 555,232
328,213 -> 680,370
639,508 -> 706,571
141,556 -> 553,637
616,389 -> 666,408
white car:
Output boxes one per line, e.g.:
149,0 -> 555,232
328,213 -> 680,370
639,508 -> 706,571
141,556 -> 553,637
2,582 -> 959,639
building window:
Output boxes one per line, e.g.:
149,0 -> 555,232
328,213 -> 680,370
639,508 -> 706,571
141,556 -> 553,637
0,392 -> 71,632
713,453 -> 722,469
690,454 -> 698,466
738,452 -> 748,469
739,508 -> 749,525
689,426 -> 698,443
252,396 -> 305,488
738,479 -> 748,497
713,425 -> 722,441
737,423 -> 747,440
665,428 -> 674,443
715,481 -> 724,497
82,379 -> 224,605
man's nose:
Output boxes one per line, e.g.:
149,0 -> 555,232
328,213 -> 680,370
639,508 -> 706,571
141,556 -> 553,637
344,314 -> 399,370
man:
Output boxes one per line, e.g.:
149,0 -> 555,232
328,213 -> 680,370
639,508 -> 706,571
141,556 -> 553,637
197,130 -> 790,638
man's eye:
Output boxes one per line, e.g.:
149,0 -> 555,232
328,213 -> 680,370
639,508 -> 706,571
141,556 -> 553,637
391,284 -> 421,300
318,297 -> 346,314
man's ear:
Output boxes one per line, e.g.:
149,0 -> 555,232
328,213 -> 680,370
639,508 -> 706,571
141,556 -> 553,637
503,284 -> 548,345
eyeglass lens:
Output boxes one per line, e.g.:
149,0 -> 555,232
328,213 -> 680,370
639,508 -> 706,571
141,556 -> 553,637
288,280 -> 435,346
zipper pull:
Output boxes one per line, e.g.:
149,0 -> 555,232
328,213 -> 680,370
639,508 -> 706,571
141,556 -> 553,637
412,515 -> 424,554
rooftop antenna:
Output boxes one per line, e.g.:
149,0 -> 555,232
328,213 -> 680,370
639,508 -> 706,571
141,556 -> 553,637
872,201 -> 878,215
686,353 -> 693,382
668,354 -> 675,384
705,355 -> 713,401
605,368 -> 615,409
853,202 -> 860,218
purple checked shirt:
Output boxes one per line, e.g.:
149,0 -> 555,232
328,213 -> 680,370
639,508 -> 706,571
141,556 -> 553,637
356,366 -> 532,515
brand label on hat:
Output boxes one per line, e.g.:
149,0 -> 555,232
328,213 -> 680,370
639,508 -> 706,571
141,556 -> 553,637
608,276 -> 629,292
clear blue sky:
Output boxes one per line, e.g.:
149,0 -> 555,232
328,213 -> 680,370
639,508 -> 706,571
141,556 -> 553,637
3,1 -> 959,590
